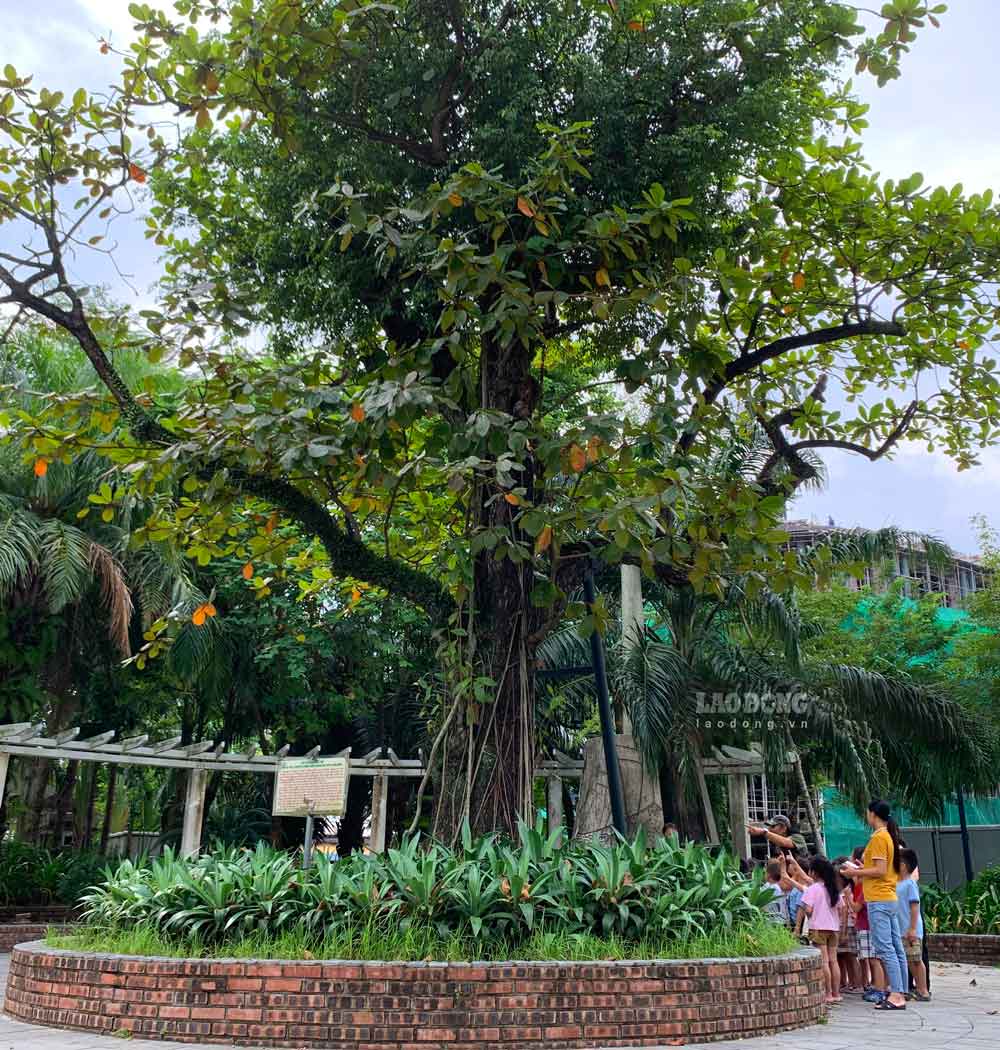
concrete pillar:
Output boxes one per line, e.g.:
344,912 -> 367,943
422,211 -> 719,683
547,774 -> 564,843
180,768 -> 208,858
728,772 -> 750,860
370,772 -> 388,853
574,735 -> 663,843
620,565 -> 645,734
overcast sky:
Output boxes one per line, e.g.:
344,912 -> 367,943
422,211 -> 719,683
3,1 -> 999,554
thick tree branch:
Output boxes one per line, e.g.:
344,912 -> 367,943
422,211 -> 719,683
0,264 -> 453,623
678,320 -> 906,453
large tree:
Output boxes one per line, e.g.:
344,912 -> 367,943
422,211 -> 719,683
4,0 -> 999,837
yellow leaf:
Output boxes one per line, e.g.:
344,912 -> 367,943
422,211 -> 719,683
204,603 -> 217,617
192,607 -> 207,627
242,562 -> 254,580
102,508 -> 114,523
568,443 -> 587,472
448,192 -> 463,206
33,458 -> 48,477
205,70 -> 220,93
587,435 -> 602,463
792,271 -> 806,291
504,492 -> 520,505
350,587 -> 361,603
595,267 -> 610,287
783,304 -> 795,315
296,633 -> 306,642
350,402 -> 365,422
534,219 -> 549,236
535,526 -> 553,553
265,512 -> 278,535
516,196 -> 535,218
958,339 -> 971,350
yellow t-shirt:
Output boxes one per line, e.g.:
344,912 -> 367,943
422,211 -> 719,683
862,827 -> 898,902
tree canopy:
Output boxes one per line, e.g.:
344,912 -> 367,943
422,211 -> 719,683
2,0 -> 996,836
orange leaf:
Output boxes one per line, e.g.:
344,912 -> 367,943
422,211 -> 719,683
264,512 -> 278,535
535,526 -> 553,553
958,339 -> 971,350
350,586 -> 361,603
792,271 -> 806,291
128,162 -> 147,184
516,196 -> 535,217
568,444 -> 587,472
504,492 -> 520,506
448,192 -> 463,207
627,20 -> 644,31
595,267 -> 610,287
33,458 -> 48,477
100,42 -> 110,54
205,70 -> 220,93
350,402 -> 365,422
192,607 -> 207,627
242,562 -> 254,580
587,435 -> 602,463
204,603 -> 217,617
783,304 -> 795,315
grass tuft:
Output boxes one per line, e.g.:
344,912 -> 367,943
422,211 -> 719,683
46,918 -> 797,963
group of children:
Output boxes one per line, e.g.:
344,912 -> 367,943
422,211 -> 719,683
763,844 -> 929,1005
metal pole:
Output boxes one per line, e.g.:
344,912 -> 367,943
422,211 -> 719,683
303,801 -> 315,870
583,566 -> 627,838
956,785 -> 974,884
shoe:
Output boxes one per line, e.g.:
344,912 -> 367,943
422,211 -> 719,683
863,989 -> 886,1003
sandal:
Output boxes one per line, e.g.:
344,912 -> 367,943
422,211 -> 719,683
911,992 -> 931,1002
875,999 -> 907,1010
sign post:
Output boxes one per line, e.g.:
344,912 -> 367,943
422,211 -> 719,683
273,756 -> 350,867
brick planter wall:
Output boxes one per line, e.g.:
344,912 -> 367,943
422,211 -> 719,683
928,933 -> 1000,965
4,942 -> 824,1048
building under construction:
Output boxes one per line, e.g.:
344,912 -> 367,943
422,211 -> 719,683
784,518 -> 990,608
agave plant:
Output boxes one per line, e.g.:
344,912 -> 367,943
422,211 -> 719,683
79,825 -> 778,954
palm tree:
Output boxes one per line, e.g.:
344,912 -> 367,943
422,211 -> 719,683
540,537 -> 996,842
0,324 -> 194,841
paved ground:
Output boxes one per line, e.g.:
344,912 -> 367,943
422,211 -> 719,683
0,957 -> 998,1049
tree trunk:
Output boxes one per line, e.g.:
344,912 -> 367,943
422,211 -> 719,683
99,765 -> 118,854
81,764 -> 99,850
794,752 -> 826,855
52,760 -> 79,849
440,334 -> 544,840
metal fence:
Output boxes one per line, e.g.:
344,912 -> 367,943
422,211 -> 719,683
901,824 -> 1000,890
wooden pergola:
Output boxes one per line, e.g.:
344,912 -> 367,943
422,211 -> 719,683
0,723 -> 425,857
700,745 -> 796,860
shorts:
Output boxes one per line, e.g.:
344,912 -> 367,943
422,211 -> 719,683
838,927 -> 859,954
904,937 -> 923,961
809,930 -> 839,949
856,930 -> 875,959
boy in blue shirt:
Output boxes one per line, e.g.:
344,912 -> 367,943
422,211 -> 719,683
898,848 -> 929,1001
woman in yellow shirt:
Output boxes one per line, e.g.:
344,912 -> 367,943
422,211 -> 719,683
841,800 -> 908,1010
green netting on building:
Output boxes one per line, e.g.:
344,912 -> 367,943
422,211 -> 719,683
823,788 -> 1000,860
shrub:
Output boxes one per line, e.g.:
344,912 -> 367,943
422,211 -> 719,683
0,842 -> 122,909
921,866 -> 1000,934
80,824 -> 777,956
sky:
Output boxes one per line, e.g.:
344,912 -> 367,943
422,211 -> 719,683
2,0 -> 999,554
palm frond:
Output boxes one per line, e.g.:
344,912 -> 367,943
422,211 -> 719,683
36,518 -> 91,612
88,542 -> 134,656
0,506 -> 41,602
